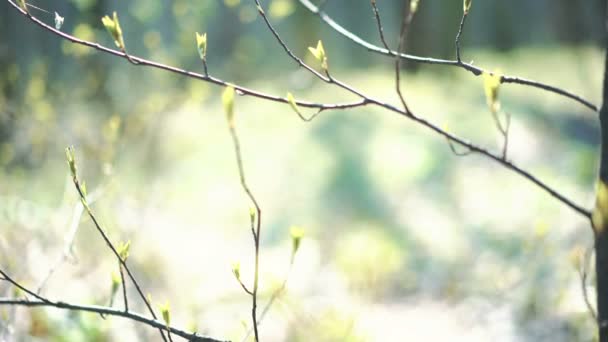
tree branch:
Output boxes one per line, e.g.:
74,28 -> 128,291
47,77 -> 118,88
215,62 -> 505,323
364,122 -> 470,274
297,0 -> 598,112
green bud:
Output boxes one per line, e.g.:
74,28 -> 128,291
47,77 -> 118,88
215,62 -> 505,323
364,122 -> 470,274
195,32 -> 207,60
231,261 -> 241,281
308,40 -> 328,71
410,0 -> 420,15
65,146 -> 77,179
286,92 -> 301,116
222,86 -> 235,128
159,301 -> 171,326
463,0 -> 472,14
290,226 -> 304,256
117,240 -> 131,262
101,12 -> 125,49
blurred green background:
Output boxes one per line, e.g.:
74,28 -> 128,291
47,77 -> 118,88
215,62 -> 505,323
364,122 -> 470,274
0,0 -> 606,341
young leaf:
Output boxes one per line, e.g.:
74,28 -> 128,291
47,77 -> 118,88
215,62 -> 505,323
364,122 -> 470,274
308,40 -> 328,71
249,206 -> 256,221
110,271 -> 121,295
54,12 -> 64,30
117,240 -> 131,262
231,261 -> 241,281
222,86 -> 235,128
410,0 -> 420,15
17,0 -> 27,12
65,146 -> 77,179
159,301 -> 171,326
290,226 -> 305,256
286,92 -> 301,116
101,12 -> 125,49
463,0 -> 472,13
482,71 -> 501,113
195,32 -> 207,60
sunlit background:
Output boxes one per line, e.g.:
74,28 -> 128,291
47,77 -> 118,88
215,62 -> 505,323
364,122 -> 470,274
0,0 -> 606,341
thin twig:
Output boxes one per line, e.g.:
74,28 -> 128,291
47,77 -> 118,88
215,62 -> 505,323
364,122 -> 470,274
447,138 -> 473,156
0,297 -> 226,342
36,186 -> 104,294
227,112 -> 262,342
119,263 -> 129,312
579,246 -> 598,322
394,0 -> 415,113
455,12 -> 468,62
71,175 -> 167,342
241,253 -> 297,342
370,0 -> 391,51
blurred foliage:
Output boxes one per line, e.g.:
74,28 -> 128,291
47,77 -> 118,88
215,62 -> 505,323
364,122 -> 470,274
0,0 -> 606,341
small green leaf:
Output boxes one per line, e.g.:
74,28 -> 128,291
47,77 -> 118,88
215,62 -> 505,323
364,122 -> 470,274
110,271 -> 121,295
286,92 -> 302,116
222,86 -> 235,128
249,206 -> 256,221
290,226 -> 304,256
231,261 -> 241,281
80,181 -> 87,196
54,12 -> 64,30
101,12 -> 124,49
482,71 -> 501,113
65,146 -> 77,179
117,240 -> 131,262
463,0 -> 472,13
159,301 -> 171,326
195,32 -> 207,60
410,0 -> 420,15
17,0 -> 27,12
308,40 -> 328,71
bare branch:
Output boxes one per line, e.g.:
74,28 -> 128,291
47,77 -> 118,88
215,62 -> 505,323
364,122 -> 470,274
455,11 -> 469,62
0,298 -> 226,342
297,0 -> 598,112
370,0 -> 391,51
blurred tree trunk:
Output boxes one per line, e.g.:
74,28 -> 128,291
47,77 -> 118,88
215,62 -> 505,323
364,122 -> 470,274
596,3 -> 608,341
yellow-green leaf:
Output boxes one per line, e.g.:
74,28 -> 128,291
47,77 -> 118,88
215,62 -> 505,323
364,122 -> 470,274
231,261 -> 241,281
308,40 -> 328,70
286,92 -> 301,115
17,0 -> 27,12
195,32 -> 207,60
222,86 -> 235,128
410,0 -> 420,15
464,0 -> 472,13
290,226 -> 304,255
110,271 -> 121,294
65,146 -> 77,179
159,301 -> 171,326
482,71 -> 501,113
593,180 -> 608,233
101,12 -> 124,49
117,240 -> 131,262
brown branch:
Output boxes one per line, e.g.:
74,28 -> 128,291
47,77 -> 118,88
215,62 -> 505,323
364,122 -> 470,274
394,0 -> 415,113
6,0 -> 591,232
226,103 -> 262,342
455,11 -> 468,62
0,298 -> 226,342
297,0 -> 598,112
370,0 -> 391,51
5,1 -> 364,113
